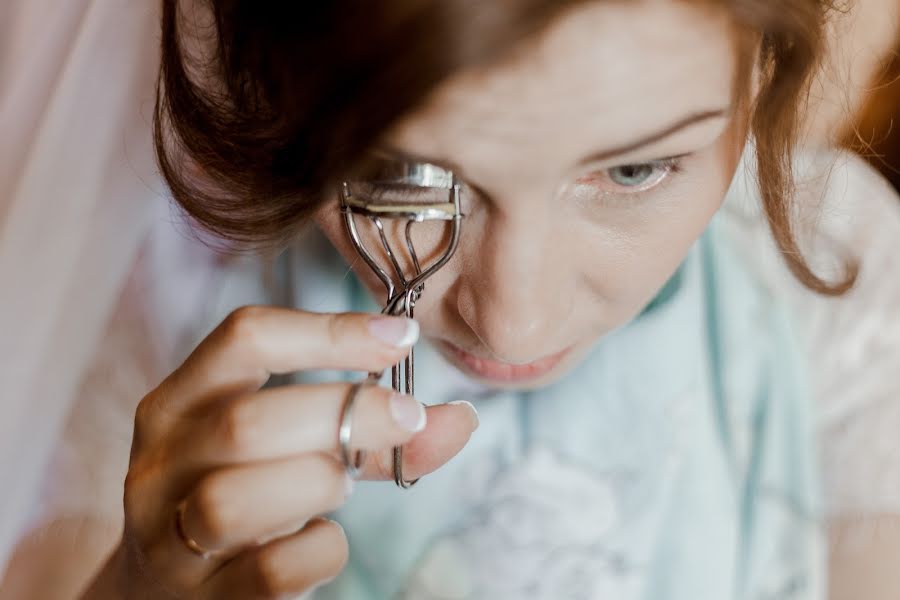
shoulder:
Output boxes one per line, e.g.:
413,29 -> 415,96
720,148 -> 900,383
723,149 -> 900,516
721,148 -> 900,293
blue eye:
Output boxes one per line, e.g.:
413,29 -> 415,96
608,164 -> 657,187
575,157 -> 682,195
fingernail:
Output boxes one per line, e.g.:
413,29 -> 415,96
368,317 -> 420,348
331,520 -> 345,536
448,400 -> 480,430
390,393 -> 427,432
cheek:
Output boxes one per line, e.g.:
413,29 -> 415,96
311,200 -> 389,299
312,200 -> 357,267
578,138 -> 740,322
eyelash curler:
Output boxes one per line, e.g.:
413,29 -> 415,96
339,165 -> 464,488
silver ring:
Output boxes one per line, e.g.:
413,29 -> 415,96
393,445 -> 419,489
339,383 -> 366,478
175,500 -> 221,560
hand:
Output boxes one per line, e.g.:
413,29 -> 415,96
92,306 -> 478,599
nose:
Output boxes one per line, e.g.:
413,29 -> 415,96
454,210 -> 574,364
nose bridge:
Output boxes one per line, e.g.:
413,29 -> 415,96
458,208 -> 570,362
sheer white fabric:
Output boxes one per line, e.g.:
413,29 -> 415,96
35,223 -> 227,527
0,0 -> 162,570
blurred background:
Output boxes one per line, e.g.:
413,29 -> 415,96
843,47 -> 900,190
818,0 -> 900,189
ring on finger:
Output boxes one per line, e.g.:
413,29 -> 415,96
339,382 -> 367,478
175,499 -> 223,560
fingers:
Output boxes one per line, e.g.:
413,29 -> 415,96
178,389 -> 479,482
199,518 -> 348,600
360,400 -> 480,481
176,383 -> 428,466
180,454 -> 350,555
123,304 -> 481,598
130,400 -> 478,594
156,307 -> 419,416
173,400 -> 478,556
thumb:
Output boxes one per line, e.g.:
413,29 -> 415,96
360,401 -> 479,481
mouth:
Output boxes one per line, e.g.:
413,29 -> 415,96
439,341 -> 572,384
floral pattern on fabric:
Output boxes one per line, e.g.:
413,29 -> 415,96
400,448 -> 642,600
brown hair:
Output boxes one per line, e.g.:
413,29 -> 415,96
155,0 -> 855,295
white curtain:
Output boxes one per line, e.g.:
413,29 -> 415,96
0,0 -> 162,570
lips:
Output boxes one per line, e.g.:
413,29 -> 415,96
440,341 -> 570,383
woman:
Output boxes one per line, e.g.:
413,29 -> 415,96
5,1 -> 900,599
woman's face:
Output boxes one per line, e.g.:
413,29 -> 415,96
314,0 -> 750,390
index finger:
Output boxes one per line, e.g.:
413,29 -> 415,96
157,306 -> 418,415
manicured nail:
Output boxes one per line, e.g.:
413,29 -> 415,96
330,519 -> 346,538
368,317 -> 420,348
390,393 -> 427,432
448,400 -> 480,430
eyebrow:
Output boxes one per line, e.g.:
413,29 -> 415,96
378,106 -> 732,178
576,107 -> 731,165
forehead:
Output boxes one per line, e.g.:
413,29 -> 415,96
385,0 -> 739,181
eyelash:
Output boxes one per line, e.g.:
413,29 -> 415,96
362,184 -> 430,201
358,155 -> 688,203
575,156 -> 685,193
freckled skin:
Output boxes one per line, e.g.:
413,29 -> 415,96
315,1 -> 752,390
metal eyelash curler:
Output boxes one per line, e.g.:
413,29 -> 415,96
340,164 -> 463,488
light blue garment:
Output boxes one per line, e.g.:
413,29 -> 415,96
275,204 -> 825,599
